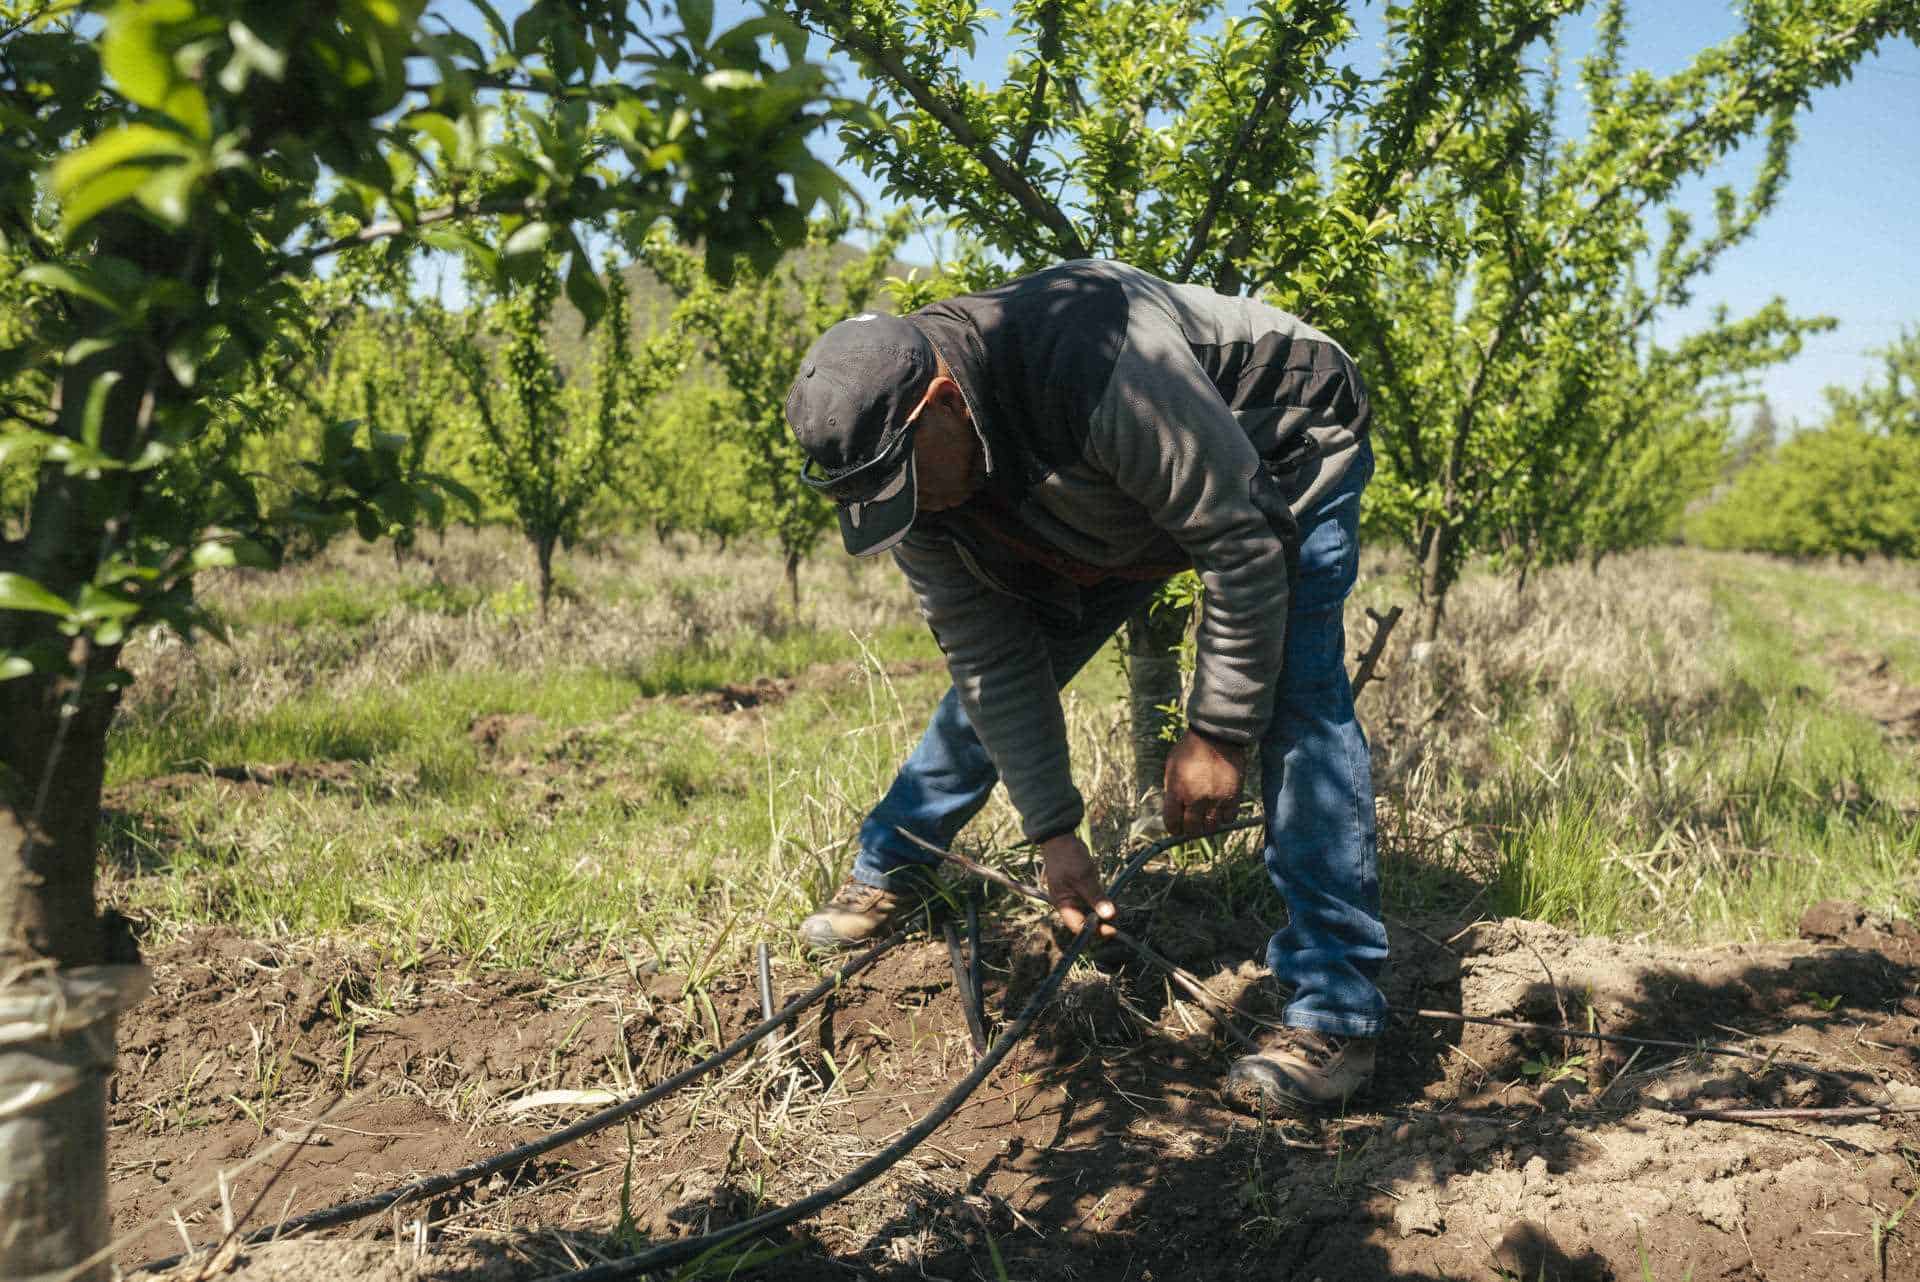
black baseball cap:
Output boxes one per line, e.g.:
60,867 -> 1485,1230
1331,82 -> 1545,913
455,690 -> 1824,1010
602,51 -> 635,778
785,313 -> 935,556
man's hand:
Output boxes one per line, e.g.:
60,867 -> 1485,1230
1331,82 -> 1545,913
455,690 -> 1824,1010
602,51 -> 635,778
1040,833 -> 1116,938
1162,729 -> 1248,836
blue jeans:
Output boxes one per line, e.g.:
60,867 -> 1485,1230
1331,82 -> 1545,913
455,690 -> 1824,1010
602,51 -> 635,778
855,442 -> 1387,1039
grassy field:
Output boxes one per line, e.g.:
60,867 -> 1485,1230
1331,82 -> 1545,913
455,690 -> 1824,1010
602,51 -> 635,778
101,531 -> 1920,979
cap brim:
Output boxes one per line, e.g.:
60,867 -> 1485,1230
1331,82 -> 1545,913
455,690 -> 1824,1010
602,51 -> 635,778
836,450 -> 918,557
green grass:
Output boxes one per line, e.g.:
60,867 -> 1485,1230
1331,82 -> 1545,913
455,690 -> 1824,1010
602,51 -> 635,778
101,532 -> 1920,970
108,668 -> 648,786
1490,800 -> 1634,935
104,535 -> 967,966
1465,554 -> 1920,940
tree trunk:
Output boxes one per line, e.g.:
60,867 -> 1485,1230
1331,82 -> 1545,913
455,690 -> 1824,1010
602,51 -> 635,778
535,536 -> 556,620
784,547 -> 802,617
1418,523 -> 1456,644
0,653 -> 129,1282
1126,600 -> 1186,802
1,247 -> 163,1279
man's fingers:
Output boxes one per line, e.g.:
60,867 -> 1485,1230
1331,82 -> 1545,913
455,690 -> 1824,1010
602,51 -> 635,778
1049,885 -> 1117,938
1175,800 -> 1236,837
1176,796 -> 1206,838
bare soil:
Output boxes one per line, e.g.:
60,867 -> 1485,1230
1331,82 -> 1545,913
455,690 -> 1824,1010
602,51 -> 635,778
119,888 -> 1920,1282
1829,646 -> 1920,746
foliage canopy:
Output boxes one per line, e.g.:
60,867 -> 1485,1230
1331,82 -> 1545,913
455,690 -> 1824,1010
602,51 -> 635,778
1689,329 -> 1920,560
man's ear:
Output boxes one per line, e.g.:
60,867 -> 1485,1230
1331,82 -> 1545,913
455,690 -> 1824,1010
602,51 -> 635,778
926,375 -> 967,418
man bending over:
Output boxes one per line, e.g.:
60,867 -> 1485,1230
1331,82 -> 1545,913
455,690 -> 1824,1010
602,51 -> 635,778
780,259 -> 1387,1114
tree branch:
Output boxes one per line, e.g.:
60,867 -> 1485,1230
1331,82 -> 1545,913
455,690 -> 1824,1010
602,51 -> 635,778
1358,7 -> 1568,225
1350,605 -> 1403,700
792,0 -> 1087,260
1172,24 -> 1306,285
1011,0 -> 1064,172
286,195 -> 545,266
1447,10 -> 1886,473
1351,296 -> 1426,478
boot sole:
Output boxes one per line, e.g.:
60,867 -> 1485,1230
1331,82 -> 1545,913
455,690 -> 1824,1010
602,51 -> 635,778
799,918 -> 869,952
1222,1058 -> 1366,1117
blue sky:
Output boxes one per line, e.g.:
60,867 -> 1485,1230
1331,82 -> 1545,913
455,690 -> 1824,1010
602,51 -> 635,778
464,2 -> 1920,428
1603,8 -> 1920,429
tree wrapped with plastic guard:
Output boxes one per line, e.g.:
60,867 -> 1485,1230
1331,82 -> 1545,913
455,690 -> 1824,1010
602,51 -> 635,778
0,1 -> 859,1275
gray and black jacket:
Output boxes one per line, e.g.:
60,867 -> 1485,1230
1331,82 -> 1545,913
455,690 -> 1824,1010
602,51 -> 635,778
896,259 -> 1371,841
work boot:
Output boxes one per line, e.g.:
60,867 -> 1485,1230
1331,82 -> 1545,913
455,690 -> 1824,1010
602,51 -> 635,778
799,873 -> 934,951
1223,1027 -> 1376,1115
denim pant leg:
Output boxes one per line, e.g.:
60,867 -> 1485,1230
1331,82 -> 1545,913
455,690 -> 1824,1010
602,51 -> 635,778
1262,449 -> 1388,1038
854,577 -> 1165,889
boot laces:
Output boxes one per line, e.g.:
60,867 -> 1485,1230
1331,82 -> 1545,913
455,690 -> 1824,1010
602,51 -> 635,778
827,879 -> 889,912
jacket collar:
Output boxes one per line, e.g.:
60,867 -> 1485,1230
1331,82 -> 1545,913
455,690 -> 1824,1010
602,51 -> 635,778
907,310 -> 1039,505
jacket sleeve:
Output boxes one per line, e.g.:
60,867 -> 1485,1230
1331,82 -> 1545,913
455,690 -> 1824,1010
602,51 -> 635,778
890,534 -> 1084,841
1085,306 -> 1291,747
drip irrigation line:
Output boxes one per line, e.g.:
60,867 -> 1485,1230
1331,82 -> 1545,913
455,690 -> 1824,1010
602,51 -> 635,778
965,893 -> 984,1046
905,827 -> 1874,1091
1387,1008 -> 1862,1088
538,829 -> 1189,1282
1669,1103 -> 1920,1123
902,823 -> 1270,1050
130,931 -> 910,1276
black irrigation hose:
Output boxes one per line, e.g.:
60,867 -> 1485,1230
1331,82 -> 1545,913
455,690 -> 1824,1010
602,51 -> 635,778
965,894 -> 984,1039
539,828 -> 1200,1282
130,931 -> 911,1276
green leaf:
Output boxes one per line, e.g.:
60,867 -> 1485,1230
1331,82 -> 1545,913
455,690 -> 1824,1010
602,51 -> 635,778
100,0 -> 189,110
17,263 -> 131,317
50,123 -> 198,231
565,251 -> 607,329
162,82 -> 211,140
221,17 -> 290,93
466,0 -> 512,52
0,573 -> 73,618
420,228 -> 500,282
190,541 -> 238,570
425,472 -> 481,516
0,429 -> 59,466
132,159 -> 208,225
502,220 -> 554,260
787,155 -> 845,215
76,584 -> 141,623
406,110 -> 464,165
700,69 -> 761,93
59,166 -> 154,236
77,366 -> 123,451
680,0 -> 714,48
510,4 -> 549,56
0,655 -> 34,682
